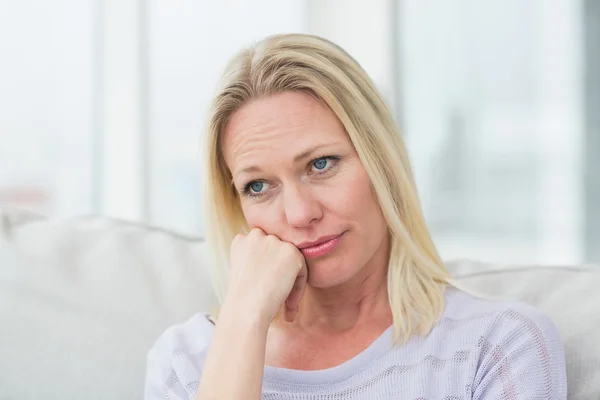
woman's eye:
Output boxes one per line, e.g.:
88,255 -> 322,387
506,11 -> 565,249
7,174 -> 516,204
249,181 -> 265,193
311,156 -> 339,173
243,180 -> 269,197
313,158 -> 328,170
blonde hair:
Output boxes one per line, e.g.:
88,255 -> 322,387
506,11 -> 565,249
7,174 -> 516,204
203,33 -> 450,344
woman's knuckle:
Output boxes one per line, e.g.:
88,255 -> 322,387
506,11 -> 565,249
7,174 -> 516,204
283,242 -> 298,255
266,234 -> 279,243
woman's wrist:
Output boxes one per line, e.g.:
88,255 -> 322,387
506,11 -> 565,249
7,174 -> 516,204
217,299 -> 272,335
198,300 -> 268,400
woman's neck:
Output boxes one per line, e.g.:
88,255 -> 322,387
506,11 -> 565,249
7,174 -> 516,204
265,242 -> 392,370
293,251 -> 391,333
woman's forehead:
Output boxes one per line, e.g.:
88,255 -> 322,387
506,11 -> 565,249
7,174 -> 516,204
221,92 -> 349,167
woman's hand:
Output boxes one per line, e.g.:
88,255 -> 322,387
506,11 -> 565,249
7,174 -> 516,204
196,228 -> 306,400
224,227 -> 308,326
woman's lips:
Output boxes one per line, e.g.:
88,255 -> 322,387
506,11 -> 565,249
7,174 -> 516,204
299,233 -> 343,258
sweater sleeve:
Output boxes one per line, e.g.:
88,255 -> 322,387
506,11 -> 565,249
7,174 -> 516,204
144,314 -> 214,400
472,305 -> 567,400
144,346 -> 189,400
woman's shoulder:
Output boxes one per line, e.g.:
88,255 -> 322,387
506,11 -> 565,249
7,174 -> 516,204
145,312 -> 215,397
441,286 -> 566,379
147,313 -> 215,362
439,287 -> 567,396
442,285 -> 561,336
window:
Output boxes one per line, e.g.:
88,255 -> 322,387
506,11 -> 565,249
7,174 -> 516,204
398,0 -> 594,264
0,2 -> 96,216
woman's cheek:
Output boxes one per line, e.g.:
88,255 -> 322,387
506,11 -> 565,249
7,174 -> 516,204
242,202 -> 280,233
327,165 -> 371,216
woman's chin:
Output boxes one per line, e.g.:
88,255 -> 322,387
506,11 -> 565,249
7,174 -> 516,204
306,260 -> 354,288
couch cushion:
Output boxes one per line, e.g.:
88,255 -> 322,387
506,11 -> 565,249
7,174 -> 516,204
448,259 -> 600,400
0,210 -> 218,400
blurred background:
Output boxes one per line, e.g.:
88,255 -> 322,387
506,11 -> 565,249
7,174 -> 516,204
1,0 -> 598,266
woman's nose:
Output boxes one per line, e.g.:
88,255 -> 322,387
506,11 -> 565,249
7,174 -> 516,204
282,184 -> 323,228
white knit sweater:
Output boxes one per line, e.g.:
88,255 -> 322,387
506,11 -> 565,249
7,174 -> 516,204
145,287 -> 567,399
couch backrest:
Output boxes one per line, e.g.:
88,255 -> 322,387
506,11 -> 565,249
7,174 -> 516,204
0,211 -> 218,400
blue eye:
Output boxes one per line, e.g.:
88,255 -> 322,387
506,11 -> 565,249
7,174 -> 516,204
313,158 -> 328,170
250,181 -> 264,193
242,180 -> 270,198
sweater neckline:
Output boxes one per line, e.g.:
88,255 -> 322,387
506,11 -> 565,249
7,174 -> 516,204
262,323 -> 394,385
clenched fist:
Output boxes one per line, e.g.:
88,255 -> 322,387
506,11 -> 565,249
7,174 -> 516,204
224,228 -> 308,326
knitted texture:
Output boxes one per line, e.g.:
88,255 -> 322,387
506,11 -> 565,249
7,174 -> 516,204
145,288 -> 567,399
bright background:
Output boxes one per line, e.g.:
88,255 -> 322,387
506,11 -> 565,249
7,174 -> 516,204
2,0 -> 599,266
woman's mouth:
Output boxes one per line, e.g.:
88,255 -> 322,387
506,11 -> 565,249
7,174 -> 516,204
297,233 -> 344,259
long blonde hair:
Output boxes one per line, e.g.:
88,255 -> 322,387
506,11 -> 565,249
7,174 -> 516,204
203,33 -> 449,344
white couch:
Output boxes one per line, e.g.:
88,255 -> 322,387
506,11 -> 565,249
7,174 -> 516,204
0,209 -> 598,399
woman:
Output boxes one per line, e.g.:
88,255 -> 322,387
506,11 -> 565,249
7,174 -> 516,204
145,33 -> 567,399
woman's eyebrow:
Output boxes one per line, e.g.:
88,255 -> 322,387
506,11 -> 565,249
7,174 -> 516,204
232,165 -> 262,185
233,143 -> 340,181
293,143 -> 337,162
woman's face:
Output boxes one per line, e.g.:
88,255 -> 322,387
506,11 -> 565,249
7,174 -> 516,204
222,91 -> 389,288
